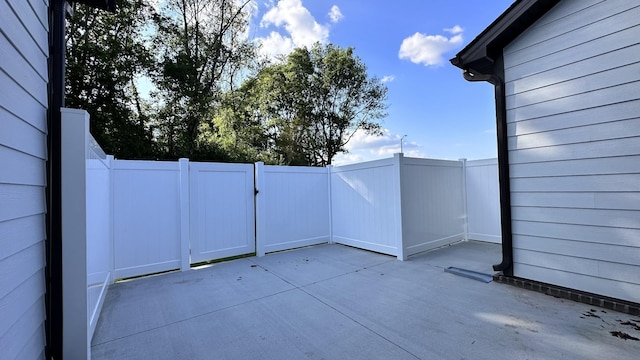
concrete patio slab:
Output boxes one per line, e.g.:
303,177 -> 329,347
93,256 -> 296,344
92,241 -> 640,359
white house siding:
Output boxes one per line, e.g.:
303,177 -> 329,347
503,0 -> 640,303
0,0 -> 49,358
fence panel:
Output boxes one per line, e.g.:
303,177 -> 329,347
401,158 -> 465,256
465,159 -> 502,243
256,164 -> 330,255
189,162 -> 255,263
112,160 -> 182,278
330,158 -> 401,256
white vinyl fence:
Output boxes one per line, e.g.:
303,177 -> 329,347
111,160 -> 257,278
331,155 -> 476,259
331,157 -> 403,256
189,162 -> 255,262
61,108 -> 501,358
112,160 -> 184,279
401,157 -> 466,257
86,141 -> 112,339
255,164 -> 331,256
465,158 -> 502,243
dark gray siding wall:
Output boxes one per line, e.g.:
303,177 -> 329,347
504,0 -> 640,303
0,0 -> 49,358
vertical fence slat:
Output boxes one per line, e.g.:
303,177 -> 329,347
255,162 -> 266,257
394,153 -> 406,261
179,158 -> 191,271
460,158 -> 469,241
327,165 -> 334,244
107,155 -> 115,285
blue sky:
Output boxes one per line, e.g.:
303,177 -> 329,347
249,0 -> 515,164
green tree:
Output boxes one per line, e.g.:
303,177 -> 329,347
152,0 -> 256,160
237,43 -> 388,166
205,84 -> 277,163
66,0 -> 156,158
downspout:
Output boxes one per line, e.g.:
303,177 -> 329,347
46,0 -> 66,358
462,64 -> 514,276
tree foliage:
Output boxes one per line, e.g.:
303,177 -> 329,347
152,0 -> 256,159
66,4 -> 387,165
66,0 -> 156,158
235,43 -> 387,166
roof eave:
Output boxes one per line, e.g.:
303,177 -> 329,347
450,0 -> 561,75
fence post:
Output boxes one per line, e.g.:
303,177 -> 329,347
393,153 -> 406,261
179,158 -> 191,271
255,162 -> 266,256
107,155 -> 115,284
60,108 -> 90,360
460,158 -> 469,241
327,165 -> 334,244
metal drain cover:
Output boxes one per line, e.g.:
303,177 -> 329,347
444,267 -> 493,283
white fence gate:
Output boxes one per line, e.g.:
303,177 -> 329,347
255,164 -> 331,256
189,162 -> 255,263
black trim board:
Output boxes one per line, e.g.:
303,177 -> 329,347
45,1 -> 116,358
46,1 -> 66,358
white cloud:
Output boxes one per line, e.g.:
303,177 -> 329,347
398,25 -> 464,67
257,0 -> 330,58
328,5 -> 343,23
332,152 -> 364,165
258,31 -> 295,58
444,25 -> 464,34
381,75 -> 395,83
332,129 -> 426,165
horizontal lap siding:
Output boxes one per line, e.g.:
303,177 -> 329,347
0,0 -> 48,358
504,0 -> 640,303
